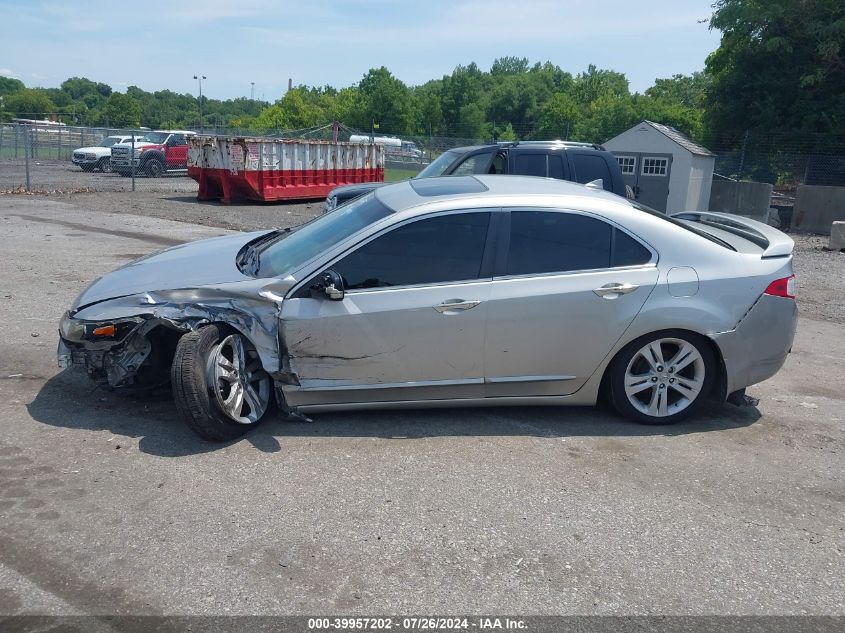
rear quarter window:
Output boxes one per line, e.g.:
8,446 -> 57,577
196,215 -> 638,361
573,154 -> 613,191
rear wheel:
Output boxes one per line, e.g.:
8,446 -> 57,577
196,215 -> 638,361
145,158 -> 164,178
609,331 -> 715,425
171,325 -> 272,441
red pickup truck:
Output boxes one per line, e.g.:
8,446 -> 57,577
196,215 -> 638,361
110,130 -> 195,177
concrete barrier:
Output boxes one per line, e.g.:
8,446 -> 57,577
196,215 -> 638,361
709,180 -> 773,221
830,221 -> 845,251
791,185 -> 845,234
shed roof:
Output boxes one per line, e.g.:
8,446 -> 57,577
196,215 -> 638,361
643,120 -> 715,157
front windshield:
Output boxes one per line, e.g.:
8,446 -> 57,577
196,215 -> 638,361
256,192 -> 393,277
416,150 -> 462,178
138,132 -> 169,144
98,137 -> 121,147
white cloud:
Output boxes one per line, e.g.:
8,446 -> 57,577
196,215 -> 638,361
0,68 -> 17,77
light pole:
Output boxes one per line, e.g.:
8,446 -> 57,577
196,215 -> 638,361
193,75 -> 206,133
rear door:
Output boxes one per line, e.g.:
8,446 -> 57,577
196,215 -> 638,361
484,208 -> 659,397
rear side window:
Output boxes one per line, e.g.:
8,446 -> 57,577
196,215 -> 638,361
513,154 -> 547,177
506,211 -> 652,275
613,230 -> 652,266
573,154 -> 613,191
548,155 -> 564,180
507,211 -> 611,275
335,212 -> 491,289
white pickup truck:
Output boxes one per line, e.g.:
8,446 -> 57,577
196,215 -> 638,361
72,134 -> 144,173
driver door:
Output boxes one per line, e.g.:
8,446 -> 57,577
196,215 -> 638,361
279,210 -> 496,409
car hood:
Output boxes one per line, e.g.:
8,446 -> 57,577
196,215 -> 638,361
74,146 -> 109,154
71,230 -> 272,312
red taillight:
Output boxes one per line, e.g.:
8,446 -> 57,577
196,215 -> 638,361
764,275 -> 795,299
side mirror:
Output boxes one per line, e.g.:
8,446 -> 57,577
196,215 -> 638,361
316,270 -> 344,301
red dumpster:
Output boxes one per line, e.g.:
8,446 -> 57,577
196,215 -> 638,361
188,136 -> 385,203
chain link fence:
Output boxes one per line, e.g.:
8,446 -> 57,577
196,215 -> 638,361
2,122 -> 844,204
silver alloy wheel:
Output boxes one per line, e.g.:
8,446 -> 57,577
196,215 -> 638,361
100,159 -> 113,173
623,337 -> 705,418
206,334 -> 271,424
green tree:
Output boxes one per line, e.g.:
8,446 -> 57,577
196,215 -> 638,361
705,0 -> 845,145
537,93 -> 580,139
645,72 -> 709,109
4,88 -> 56,118
572,65 -> 629,107
491,56 -> 530,76
574,93 -> 638,143
350,67 -> 414,135
101,92 -> 141,127
0,76 -> 24,97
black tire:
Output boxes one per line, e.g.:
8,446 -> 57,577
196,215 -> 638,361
117,170 -> 131,177
145,159 -> 164,178
608,329 -> 716,425
80,164 -> 94,172
171,325 -> 270,441
97,158 -> 112,173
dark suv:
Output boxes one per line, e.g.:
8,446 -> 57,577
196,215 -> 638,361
324,140 -> 627,212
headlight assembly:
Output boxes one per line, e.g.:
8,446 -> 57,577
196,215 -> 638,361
59,312 -> 144,344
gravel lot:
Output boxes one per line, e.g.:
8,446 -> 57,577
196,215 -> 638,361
0,168 -> 842,617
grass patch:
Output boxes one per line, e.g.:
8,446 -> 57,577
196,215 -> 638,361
385,167 -> 420,182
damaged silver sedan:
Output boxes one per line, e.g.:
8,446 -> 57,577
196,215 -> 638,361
58,176 -> 797,441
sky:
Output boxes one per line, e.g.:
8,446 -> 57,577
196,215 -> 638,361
0,0 -> 722,100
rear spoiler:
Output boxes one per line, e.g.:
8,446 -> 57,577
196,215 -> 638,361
671,212 -> 794,258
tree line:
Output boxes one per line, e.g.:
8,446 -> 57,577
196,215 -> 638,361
0,0 -> 842,151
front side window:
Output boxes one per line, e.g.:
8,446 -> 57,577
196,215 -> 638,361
138,132 -> 169,144
334,212 -> 491,289
450,152 -> 494,176
505,210 -> 652,276
416,150 -> 461,178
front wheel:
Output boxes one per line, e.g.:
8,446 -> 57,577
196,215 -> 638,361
609,331 -> 716,425
97,158 -> 112,173
171,325 -> 272,441
145,159 -> 164,178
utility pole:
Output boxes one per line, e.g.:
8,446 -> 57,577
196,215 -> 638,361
193,74 -> 206,133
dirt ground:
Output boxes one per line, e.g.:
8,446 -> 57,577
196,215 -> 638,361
0,178 -> 842,617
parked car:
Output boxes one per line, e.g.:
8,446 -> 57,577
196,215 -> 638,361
71,135 -> 143,173
58,176 -> 797,441
324,140 -> 626,212
110,130 -> 195,177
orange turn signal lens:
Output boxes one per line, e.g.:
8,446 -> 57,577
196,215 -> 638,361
92,324 -> 116,337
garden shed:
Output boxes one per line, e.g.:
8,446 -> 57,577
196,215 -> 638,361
604,120 -> 715,213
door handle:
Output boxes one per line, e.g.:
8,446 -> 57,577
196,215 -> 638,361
433,299 -> 482,313
593,283 -> 639,299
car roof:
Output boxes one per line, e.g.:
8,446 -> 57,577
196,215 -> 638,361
153,130 -> 196,135
375,175 -> 631,214
444,140 -> 607,154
